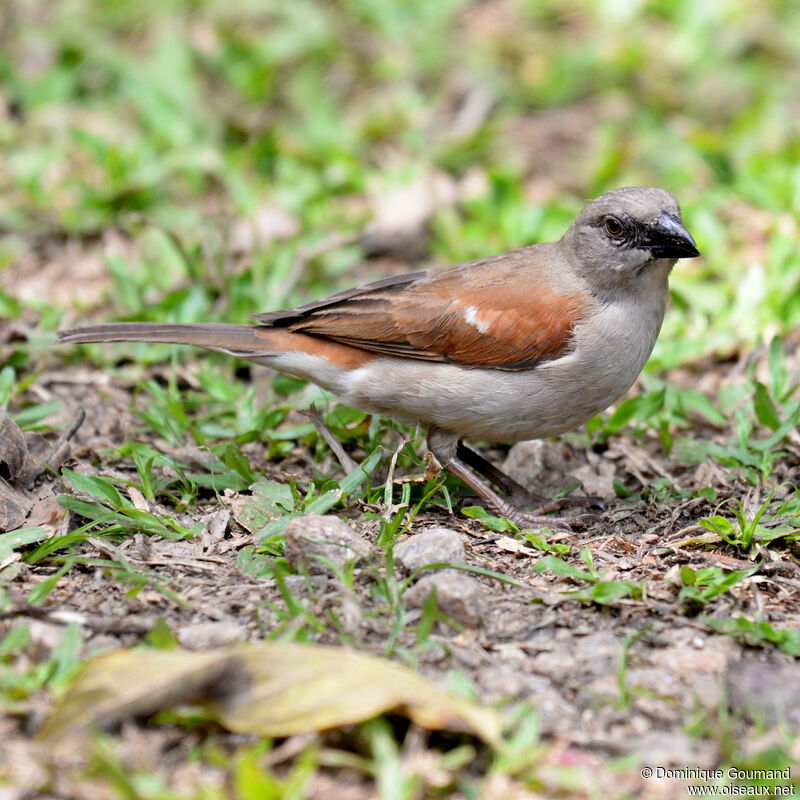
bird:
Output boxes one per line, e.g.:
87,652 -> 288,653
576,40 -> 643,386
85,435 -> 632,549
59,186 -> 699,528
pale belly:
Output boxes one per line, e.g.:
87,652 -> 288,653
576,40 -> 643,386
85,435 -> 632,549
340,356 -> 633,441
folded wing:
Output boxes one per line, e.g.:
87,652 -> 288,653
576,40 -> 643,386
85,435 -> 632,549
252,249 -> 590,371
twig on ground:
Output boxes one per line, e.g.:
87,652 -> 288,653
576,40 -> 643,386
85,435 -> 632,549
25,406 -> 86,489
0,604 -> 153,635
303,404 -> 358,473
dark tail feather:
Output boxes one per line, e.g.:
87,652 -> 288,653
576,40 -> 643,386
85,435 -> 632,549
57,322 -> 264,355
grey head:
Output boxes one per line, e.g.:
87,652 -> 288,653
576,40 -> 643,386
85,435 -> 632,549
560,187 -> 700,294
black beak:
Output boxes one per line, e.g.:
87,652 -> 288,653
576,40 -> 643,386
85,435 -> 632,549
642,212 -> 700,259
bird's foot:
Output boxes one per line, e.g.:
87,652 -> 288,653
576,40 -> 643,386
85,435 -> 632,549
507,489 -> 604,514
436,445 -> 601,533
453,442 -> 604,517
502,506 -> 600,531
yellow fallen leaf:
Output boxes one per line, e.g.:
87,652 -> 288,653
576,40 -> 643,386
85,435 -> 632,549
40,643 -> 502,749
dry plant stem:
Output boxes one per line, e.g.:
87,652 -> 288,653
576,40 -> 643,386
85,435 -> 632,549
0,604 -> 152,635
382,434 -> 410,520
263,733 -> 319,767
25,406 -> 86,489
303,405 -> 358,473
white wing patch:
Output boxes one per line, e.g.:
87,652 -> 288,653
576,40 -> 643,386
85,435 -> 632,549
463,305 -> 490,334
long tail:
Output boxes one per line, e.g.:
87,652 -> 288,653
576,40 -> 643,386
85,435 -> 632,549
57,322 -> 266,358
58,321 -> 376,390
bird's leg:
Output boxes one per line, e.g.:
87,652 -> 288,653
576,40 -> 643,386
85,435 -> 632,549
428,430 -> 595,530
445,455 -> 582,530
456,442 -> 548,504
455,441 -> 602,512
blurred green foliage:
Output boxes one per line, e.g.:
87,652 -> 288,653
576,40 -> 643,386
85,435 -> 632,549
1,0 -> 799,369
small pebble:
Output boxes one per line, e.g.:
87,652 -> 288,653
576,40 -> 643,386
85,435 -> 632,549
405,572 -> 482,627
177,621 -> 246,650
394,528 -> 466,573
284,515 -> 371,574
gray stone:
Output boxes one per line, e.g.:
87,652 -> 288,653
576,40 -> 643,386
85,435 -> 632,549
405,572 -> 482,627
726,660 -> 800,729
283,575 -> 309,595
630,731 -> 711,767
502,440 -> 617,499
394,528 -> 466,573
502,440 -> 575,494
284,515 -> 371,574
282,574 -> 329,595
177,621 -> 246,650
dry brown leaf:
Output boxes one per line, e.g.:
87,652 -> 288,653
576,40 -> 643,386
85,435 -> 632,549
493,535 -> 530,555
668,529 -> 721,548
20,486 -> 63,529
0,419 -> 38,486
39,643 -> 502,749
0,419 -> 68,533
0,480 -> 30,531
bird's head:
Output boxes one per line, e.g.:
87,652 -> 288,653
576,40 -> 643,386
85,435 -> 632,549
562,187 -> 700,294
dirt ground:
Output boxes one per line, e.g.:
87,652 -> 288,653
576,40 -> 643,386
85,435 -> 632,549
2,342 -> 799,798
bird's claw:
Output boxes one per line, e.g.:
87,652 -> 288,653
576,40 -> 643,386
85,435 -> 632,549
509,491 -> 605,515
504,508 -> 601,532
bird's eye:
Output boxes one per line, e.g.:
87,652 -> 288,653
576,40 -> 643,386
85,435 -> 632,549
604,217 -> 623,237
